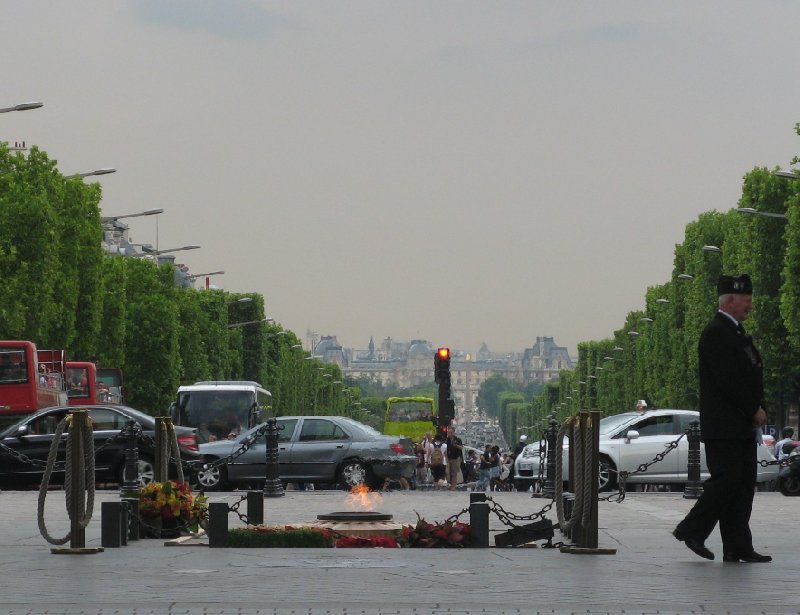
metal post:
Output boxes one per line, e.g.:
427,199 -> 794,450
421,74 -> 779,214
101,501 -> 123,548
469,493 -> 489,548
684,420 -> 703,499
263,417 -> 285,498
586,410 -> 600,549
208,502 -> 229,548
247,491 -> 264,525
543,415 -> 558,498
154,417 -> 166,483
69,410 -> 87,550
120,420 -> 140,498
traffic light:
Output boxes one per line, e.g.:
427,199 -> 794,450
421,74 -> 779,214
434,347 -> 450,384
434,347 -> 453,429
440,399 -> 455,423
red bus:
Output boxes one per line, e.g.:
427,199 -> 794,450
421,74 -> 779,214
66,361 -> 98,406
96,367 -> 124,403
0,341 -> 68,427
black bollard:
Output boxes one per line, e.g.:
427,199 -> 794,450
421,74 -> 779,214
121,420 -> 141,499
469,497 -> 490,548
208,502 -> 229,548
101,501 -> 124,548
683,420 -> 703,499
247,491 -> 264,525
543,414 -> 558,498
263,417 -> 285,498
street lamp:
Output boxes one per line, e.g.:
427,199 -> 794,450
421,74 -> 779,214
640,317 -> 654,323
0,101 -> 43,113
66,168 -> 117,179
702,245 -> 721,253
677,273 -> 694,280
130,245 -> 200,258
227,318 -> 273,329
656,298 -> 670,304
774,171 -> 799,180
226,297 -> 253,306
187,270 -> 225,280
737,207 -> 788,220
101,208 -> 163,223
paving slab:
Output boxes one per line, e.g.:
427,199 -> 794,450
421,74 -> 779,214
0,489 -> 797,615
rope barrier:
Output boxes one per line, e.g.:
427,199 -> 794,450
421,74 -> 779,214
36,412 -> 96,546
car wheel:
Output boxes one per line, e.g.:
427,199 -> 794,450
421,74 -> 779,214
598,457 -> 617,492
778,475 -> 800,497
195,459 -> 227,491
338,459 -> 370,489
117,455 -> 155,487
514,479 -> 530,492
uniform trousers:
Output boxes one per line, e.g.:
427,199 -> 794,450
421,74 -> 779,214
675,438 -> 757,554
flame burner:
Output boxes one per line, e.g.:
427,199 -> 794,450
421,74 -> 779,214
317,511 -> 394,522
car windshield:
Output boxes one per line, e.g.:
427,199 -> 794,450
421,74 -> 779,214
598,413 -> 639,435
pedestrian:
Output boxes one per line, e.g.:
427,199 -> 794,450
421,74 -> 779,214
445,426 -> 463,490
774,427 -> 795,461
673,274 -> 771,563
429,433 -> 447,485
475,444 -> 491,491
414,441 -> 428,484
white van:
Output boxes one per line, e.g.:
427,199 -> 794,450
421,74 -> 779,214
169,381 -> 272,443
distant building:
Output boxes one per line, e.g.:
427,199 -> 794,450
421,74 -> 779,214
314,334 -> 574,415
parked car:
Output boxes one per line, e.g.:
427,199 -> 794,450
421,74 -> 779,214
195,415 -> 416,490
513,408 -> 779,491
0,404 -> 200,488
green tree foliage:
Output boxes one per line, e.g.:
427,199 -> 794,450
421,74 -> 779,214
476,374 -> 518,417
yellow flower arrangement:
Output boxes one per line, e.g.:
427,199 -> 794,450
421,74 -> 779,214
138,480 -> 207,532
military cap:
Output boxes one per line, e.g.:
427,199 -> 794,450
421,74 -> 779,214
717,274 -> 753,296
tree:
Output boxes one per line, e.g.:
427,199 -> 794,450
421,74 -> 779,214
476,374 -> 517,417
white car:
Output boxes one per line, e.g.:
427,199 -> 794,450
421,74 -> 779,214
513,408 -> 779,491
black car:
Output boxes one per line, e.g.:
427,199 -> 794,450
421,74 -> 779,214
0,404 -> 200,489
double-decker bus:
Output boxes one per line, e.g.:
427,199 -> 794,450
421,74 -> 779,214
0,341 -> 68,428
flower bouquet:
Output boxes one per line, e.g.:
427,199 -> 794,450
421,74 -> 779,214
138,480 -> 207,537
398,514 -> 471,548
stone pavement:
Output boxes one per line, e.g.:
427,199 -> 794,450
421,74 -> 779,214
0,488 -> 798,615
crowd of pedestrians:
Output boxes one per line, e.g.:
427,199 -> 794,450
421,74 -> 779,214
411,428 -> 519,491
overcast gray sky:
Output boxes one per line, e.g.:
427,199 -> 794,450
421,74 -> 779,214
4,1 -> 799,356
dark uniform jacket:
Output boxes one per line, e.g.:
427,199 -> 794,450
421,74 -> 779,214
698,311 -> 764,441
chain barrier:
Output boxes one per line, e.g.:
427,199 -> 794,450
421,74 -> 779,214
197,423 -> 271,474
36,413 -> 96,545
0,428 -> 128,470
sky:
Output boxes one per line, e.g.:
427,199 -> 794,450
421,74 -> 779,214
3,1 -> 800,357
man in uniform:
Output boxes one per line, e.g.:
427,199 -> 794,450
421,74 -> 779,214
673,274 -> 771,563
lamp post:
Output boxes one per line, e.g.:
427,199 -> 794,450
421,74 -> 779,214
0,101 -> 43,113
66,168 -> 116,179
226,318 -> 273,329
101,208 -> 164,223
130,245 -> 200,259
188,271 -> 224,289
737,207 -> 788,220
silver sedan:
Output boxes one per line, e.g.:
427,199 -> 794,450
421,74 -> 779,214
195,415 -> 416,490
513,408 -> 779,491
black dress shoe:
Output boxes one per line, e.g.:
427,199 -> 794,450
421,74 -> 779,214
672,529 -> 715,560
723,551 -> 772,563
